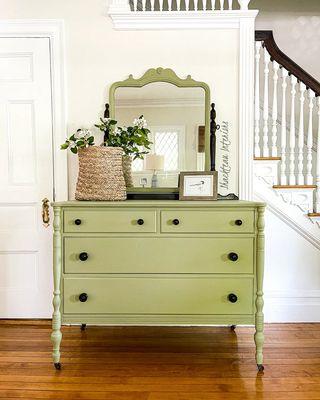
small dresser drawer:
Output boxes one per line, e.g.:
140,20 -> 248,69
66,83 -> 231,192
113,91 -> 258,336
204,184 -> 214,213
64,277 -> 254,315
64,210 -> 156,233
161,210 -> 255,234
64,237 -> 254,274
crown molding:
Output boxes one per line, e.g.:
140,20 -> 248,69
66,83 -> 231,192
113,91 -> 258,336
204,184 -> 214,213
108,10 -> 259,30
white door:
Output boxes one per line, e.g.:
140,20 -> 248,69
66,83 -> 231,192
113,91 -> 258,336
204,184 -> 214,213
0,38 -> 54,317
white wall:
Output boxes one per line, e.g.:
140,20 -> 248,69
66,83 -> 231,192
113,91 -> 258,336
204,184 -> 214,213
263,209 -> 320,322
0,0 -> 240,198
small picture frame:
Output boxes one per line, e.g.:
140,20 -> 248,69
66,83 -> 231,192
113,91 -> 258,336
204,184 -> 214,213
179,171 -> 218,201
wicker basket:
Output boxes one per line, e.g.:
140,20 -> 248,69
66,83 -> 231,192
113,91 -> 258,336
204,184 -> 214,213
75,146 -> 126,201
122,155 -> 134,188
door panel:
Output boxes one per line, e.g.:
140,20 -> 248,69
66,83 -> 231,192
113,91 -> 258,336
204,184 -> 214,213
0,38 -> 54,317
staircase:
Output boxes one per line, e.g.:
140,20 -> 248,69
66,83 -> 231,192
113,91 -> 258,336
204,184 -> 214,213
253,31 -> 320,247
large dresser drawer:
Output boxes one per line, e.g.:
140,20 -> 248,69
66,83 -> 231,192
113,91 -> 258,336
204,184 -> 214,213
64,237 -> 254,274
63,277 -> 254,315
161,210 -> 255,234
64,210 -> 156,233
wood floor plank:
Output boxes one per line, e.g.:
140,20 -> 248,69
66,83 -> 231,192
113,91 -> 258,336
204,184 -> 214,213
0,321 -> 320,399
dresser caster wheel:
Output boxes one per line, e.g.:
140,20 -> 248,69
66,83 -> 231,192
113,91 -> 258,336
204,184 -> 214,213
80,324 -> 86,331
230,325 -> 236,331
257,364 -> 264,372
54,363 -> 61,370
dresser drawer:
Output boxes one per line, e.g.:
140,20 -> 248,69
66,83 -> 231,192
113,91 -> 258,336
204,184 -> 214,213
64,237 -> 254,274
63,277 -> 254,315
160,210 -> 255,234
64,210 -> 156,233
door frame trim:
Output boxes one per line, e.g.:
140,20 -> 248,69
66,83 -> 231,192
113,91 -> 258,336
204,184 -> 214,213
0,19 -> 68,201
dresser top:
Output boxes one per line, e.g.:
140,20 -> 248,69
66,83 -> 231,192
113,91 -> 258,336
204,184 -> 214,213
53,200 -> 265,208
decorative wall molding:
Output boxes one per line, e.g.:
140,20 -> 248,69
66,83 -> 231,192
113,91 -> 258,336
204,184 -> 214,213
254,159 -> 280,186
274,187 -> 315,214
254,180 -> 320,250
0,19 -> 68,201
108,10 -> 258,30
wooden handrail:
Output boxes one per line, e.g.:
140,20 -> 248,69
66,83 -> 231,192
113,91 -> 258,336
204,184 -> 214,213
255,30 -> 320,96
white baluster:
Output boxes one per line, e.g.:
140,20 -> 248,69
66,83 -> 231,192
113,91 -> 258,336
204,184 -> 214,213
271,61 -> 279,157
280,68 -> 289,185
132,0 -> 138,11
316,97 -> 320,212
254,41 -> 262,158
289,75 -> 297,185
297,82 -> 306,185
280,67 -> 288,185
262,47 -> 270,157
176,0 -> 180,10
237,0 -> 250,10
150,0 -> 154,11
306,89 -> 315,185
141,0 -> 145,10
159,0 -> 164,10
219,0 -> 224,9
168,0 -> 172,10
228,0 -> 233,9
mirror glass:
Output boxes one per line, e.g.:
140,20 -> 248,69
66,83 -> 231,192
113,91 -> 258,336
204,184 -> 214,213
114,82 -> 206,188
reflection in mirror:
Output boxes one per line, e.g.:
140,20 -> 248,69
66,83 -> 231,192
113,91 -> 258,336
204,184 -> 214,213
114,82 -> 205,188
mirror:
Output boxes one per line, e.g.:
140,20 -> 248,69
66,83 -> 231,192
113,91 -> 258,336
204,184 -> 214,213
109,68 -> 211,191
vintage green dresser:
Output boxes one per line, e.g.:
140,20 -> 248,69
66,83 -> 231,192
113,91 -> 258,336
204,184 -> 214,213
51,200 -> 265,371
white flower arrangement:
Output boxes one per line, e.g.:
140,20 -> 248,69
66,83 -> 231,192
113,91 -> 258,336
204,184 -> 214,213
133,116 -> 148,129
60,128 -> 95,154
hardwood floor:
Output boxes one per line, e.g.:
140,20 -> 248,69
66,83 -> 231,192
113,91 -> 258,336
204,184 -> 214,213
0,321 -> 320,399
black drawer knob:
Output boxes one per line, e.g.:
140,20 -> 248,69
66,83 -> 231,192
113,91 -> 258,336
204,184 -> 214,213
228,252 -> 239,262
172,219 -> 180,226
79,293 -> 88,302
228,293 -> 238,303
74,219 -> 82,225
79,252 -> 88,261
137,219 -> 144,225
235,219 -> 243,226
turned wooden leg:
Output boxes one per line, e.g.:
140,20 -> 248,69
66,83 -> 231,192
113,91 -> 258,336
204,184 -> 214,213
51,293 -> 62,369
51,207 -> 62,370
255,206 -> 265,372
255,310 -> 264,371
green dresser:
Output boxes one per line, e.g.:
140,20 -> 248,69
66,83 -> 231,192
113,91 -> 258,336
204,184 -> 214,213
51,200 -> 265,371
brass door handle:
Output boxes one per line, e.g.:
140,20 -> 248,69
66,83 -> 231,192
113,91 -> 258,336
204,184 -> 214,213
42,198 -> 50,227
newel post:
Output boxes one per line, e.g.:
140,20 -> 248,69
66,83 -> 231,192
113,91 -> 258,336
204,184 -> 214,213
238,0 -> 251,10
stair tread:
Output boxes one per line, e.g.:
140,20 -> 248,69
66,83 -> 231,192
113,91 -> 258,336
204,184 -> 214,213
273,185 -> 317,189
308,213 -> 320,217
254,157 -> 281,161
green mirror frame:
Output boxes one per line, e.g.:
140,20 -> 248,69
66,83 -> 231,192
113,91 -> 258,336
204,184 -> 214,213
106,67 -> 215,199
109,67 -> 211,168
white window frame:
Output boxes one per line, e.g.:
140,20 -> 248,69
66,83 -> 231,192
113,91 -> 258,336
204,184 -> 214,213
151,125 -> 186,172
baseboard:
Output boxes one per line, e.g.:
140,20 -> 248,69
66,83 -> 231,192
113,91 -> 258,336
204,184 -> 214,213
264,290 -> 320,322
